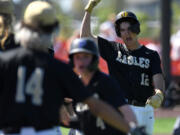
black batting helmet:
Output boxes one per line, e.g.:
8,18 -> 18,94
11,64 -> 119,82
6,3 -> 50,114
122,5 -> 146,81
114,11 -> 140,37
69,38 -> 99,71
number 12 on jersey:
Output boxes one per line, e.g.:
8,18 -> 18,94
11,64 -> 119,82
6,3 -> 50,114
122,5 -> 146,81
15,66 -> 44,106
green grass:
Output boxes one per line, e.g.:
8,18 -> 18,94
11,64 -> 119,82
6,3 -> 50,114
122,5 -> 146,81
61,127 -> 70,135
154,117 -> 176,134
60,117 -> 177,135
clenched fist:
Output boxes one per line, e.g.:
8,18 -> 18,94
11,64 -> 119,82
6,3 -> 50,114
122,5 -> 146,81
85,0 -> 101,13
146,89 -> 164,108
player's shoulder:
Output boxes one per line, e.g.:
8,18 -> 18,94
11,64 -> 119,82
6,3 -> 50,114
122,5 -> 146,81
52,57 -> 70,67
51,58 -> 73,73
98,36 -> 118,47
142,45 -> 158,53
96,71 -> 119,86
0,47 -> 22,62
96,70 -> 110,80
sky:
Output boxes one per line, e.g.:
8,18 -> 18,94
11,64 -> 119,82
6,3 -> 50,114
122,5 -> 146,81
59,0 -> 72,12
13,0 -> 21,3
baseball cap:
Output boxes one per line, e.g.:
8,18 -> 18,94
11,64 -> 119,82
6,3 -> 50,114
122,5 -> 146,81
23,1 -> 57,29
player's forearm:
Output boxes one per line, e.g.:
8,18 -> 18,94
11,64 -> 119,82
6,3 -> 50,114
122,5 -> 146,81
80,12 -> 98,45
153,73 -> 165,93
119,105 -> 137,125
85,98 -> 130,133
146,74 -> 165,108
80,12 -> 93,38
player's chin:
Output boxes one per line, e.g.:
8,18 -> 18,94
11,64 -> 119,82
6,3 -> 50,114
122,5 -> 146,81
76,68 -> 88,74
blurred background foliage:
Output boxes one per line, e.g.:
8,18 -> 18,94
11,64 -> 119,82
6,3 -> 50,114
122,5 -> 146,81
12,0 -> 180,39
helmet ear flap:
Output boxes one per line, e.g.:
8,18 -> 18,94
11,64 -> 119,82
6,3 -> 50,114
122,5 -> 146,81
114,21 -> 121,37
69,57 -> 74,69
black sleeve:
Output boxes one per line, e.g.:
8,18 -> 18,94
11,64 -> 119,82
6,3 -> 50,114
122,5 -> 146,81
151,51 -> 162,75
107,78 -> 127,108
97,36 -> 116,61
99,76 -> 127,108
60,64 -> 93,103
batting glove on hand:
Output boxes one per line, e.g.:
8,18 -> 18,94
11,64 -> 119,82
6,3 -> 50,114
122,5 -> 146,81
146,89 -> 164,108
129,126 -> 147,135
85,0 -> 101,13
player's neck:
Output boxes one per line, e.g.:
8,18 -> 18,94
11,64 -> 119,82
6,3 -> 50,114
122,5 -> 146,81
126,40 -> 141,51
80,71 -> 95,86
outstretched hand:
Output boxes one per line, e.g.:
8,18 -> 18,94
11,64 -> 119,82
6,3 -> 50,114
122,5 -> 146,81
85,0 -> 101,13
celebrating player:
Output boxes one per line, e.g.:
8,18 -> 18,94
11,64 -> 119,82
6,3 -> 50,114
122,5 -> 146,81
80,0 -> 165,135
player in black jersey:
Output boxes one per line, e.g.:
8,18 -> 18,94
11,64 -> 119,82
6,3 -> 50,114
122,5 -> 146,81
80,0 -> 165,135
63,38 -> 147,135
0,1 -> 136,135
0,0 -> 20,51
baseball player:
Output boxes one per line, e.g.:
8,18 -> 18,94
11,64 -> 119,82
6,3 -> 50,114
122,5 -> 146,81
0,0 -> 20,51
66,38 -> 144,135
80,0 -> 165,135
0,1 -> 136,135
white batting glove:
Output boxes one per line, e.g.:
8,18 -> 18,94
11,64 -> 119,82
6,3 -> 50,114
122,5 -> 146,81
146,89 -> 164,108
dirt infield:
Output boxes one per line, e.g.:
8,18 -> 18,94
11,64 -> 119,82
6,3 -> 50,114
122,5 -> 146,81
155,105 -> 180,118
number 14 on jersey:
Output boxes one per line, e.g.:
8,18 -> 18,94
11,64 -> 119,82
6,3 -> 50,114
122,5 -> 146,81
15,66 -> 44,106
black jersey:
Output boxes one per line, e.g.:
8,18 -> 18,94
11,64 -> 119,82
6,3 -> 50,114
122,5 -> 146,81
74,71 -> 127,135
0,47 -> 92,128
98,37 -> 162,103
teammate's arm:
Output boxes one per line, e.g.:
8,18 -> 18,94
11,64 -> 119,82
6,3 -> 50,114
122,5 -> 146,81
80,0 -> 100,44
118,105 -> 137,125
153,73 -> 165,93
59,105 -> 71,126
146,73 -> 165,108
83,97 -> 130,133
84,97 -> 146,135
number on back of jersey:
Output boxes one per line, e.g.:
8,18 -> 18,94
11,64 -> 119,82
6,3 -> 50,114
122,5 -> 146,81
15,66 -> 44,106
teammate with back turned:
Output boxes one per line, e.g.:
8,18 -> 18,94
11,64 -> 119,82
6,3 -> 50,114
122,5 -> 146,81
0,1 -> 137,135
80,0 -> 165,135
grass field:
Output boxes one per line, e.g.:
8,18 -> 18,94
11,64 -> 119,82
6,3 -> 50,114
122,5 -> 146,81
154,117 -> 176,134
60,117 -> 177,135
61,127 -> 70,135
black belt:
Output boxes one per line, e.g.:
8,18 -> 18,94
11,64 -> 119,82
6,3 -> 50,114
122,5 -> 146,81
128,100 -> 145,107
2,126 -> 53,134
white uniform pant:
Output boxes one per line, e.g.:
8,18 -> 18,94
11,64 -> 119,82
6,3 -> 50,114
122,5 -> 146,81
130,104 -> 154,135
68,129 -> 83,135
173,116 -> 180,135
0,127 -> 62,135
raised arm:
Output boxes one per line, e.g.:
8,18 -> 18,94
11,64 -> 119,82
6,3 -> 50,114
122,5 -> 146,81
119,105 -> 137,125
80,0 -> 101,44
